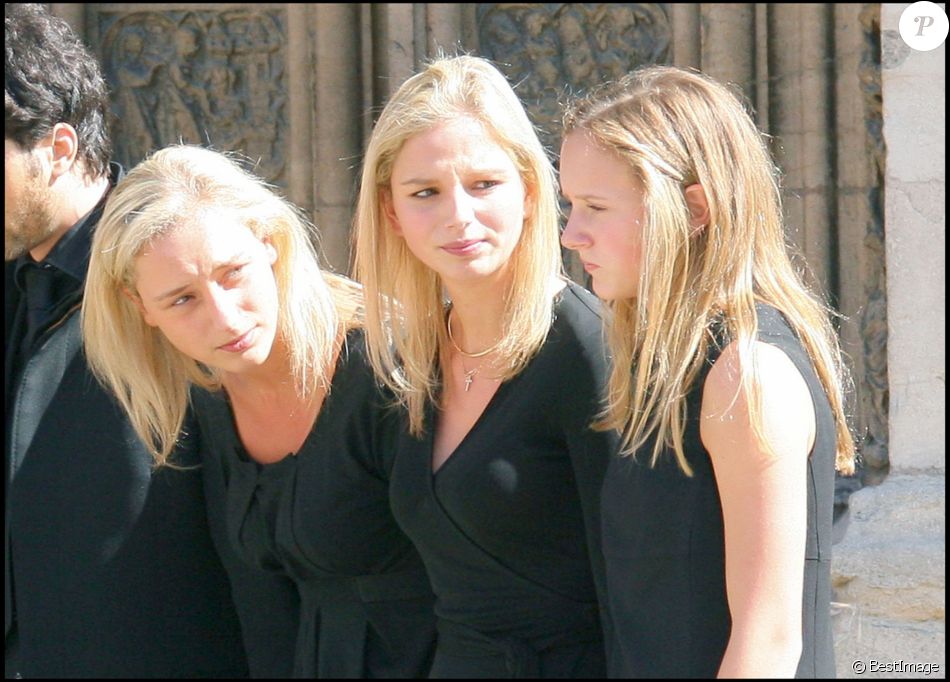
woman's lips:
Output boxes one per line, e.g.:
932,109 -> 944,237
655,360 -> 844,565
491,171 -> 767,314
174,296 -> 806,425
218,328 -> 255,353
442,239 -> 484,256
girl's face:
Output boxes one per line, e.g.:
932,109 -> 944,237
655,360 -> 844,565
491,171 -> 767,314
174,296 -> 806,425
132,211 -> 281,377
559,131 -> 646,301
384,116 -> 531,292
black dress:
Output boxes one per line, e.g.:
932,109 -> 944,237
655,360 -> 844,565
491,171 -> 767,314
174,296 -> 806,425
389,281 -> 618,678
601,304 -> 838,678
193,328 -> 437,678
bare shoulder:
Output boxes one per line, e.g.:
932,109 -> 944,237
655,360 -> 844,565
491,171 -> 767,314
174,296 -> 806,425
700,340 -> 816,465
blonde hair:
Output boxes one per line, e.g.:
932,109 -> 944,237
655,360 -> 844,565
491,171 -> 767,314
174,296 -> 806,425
563,66 -> 856,476
83,144 -> 362,467
352,55 -> 563,435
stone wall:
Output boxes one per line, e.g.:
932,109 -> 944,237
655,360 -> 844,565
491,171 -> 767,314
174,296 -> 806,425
831,3 -> 945,677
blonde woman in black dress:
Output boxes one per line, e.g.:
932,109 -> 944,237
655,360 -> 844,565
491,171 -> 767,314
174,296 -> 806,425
83,145 -> 436,677
353,55 -> 618,678
559,66 -> 857,677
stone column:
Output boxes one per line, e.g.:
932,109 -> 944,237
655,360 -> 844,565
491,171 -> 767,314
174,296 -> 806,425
831,4 -> 946,677
671,4 -> 701,69
768,4 -> 836,293
311,3 -> 362,272
700,3 -> 755,100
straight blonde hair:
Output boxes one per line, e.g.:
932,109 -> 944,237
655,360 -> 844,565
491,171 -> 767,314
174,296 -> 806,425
83,144 -> 362,467
352,55 -> 563,436
563,66 -> 856,476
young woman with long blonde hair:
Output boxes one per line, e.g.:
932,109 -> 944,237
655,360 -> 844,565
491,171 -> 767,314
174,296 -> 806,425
559,65 -> 856,678
352,55 -> 618,677
83,144 -> 436,677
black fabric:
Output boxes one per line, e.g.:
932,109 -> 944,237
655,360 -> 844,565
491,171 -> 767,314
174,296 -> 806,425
192,328 -> 437,679
4,164 -> 249,678
389,281 -> 617,678
8,162 -> 101,383
16,263 -> 55,357
198,423 -> 301,679
601,303 -> 838,678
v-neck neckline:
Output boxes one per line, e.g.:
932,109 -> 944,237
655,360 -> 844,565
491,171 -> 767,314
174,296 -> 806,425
428,362 -> 518,479
426,281 -> 574,479
222,329 -> 358,466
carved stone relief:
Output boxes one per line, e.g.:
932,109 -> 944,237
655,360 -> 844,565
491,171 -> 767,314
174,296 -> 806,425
98,9 -> 288,186
856,4 -> 889,482
477,4 -> 671,150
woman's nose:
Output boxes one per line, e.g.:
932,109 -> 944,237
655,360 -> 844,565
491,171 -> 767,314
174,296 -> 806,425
444,183 -> 476,229
560,213 -> 591,251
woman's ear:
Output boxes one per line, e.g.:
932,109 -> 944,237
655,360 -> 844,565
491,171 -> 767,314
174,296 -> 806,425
684,183 -> 709,235
522,185 -> 534,222
262,238 -> 278,265
123,287 -> 157,327
381,190 -> 402,236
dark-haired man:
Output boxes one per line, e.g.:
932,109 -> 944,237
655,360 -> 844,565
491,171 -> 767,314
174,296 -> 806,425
5,4 -> 249,676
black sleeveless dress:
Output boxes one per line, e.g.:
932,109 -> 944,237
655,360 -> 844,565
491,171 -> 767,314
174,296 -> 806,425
389,282 -> 618,678
194,328 -> 437,678
601,304 -> 837,678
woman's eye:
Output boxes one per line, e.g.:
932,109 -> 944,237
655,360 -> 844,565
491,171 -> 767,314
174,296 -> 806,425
171,294 -> 193,307
475,180 -> 500,190
412,188 -> 436,199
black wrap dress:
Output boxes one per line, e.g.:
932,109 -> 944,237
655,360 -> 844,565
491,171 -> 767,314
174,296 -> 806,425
389,282 -> 618,678
194,328 -> 437,678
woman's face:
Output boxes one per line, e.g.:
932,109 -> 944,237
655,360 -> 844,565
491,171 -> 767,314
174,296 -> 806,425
559,131 -> 646,301
132,210 -> 280,377
384,116 -> 531,292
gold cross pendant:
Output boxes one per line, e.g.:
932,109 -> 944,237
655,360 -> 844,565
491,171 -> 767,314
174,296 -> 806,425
463,369 -> 477,392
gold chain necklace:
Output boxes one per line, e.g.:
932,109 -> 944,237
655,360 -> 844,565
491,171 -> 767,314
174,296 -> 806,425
447,312 -> 499,358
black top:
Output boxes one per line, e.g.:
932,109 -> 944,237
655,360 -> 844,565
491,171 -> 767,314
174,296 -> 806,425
389,281 -> 618,678
4,164 -> 249,678
192,328 -> 437,678
601,304 -> 837,678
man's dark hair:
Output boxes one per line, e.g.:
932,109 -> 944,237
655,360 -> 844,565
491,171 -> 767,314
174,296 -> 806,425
5,3 -> 112,178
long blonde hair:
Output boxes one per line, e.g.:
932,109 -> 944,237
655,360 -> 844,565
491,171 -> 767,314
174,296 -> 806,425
352,55 -> 563,436
83,144 -> 362,467
563,66 -> 855,476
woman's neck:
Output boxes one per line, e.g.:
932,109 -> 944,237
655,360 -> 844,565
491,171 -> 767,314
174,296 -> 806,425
444,281 -> 509,354
218,334 -> 300,401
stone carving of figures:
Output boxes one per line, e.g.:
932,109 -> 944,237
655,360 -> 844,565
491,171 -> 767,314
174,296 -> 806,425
523,8 -> 561,93
479,9 -> 522,71
204,17 -> 244,150
149,17 -> 202,146
596,4 -> 670,74
169,20 -> 213,139
555,6 -> 598,89
112,27 -> 158,164
228,12 -> 284,182
593,4 -> 638,80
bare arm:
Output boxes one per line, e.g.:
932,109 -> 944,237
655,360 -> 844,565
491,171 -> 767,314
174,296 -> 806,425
700,340 -> 816,678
